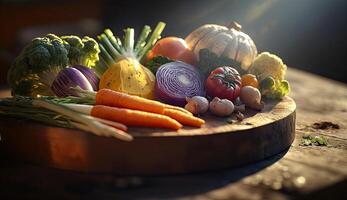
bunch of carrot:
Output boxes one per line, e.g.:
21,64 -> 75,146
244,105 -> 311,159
66,89 -> 205,131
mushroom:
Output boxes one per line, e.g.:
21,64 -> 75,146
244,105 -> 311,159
184,96 -> 209,115
239,86 -> 264,110
209,97 -> 234,117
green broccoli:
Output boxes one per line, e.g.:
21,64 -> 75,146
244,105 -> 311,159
81,36 -> 101,67
7,34 -> 100,97
259,76 -> 290,99
61,35 -> 100,67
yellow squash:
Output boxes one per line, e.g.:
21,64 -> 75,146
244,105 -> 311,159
99,58 -> 155,99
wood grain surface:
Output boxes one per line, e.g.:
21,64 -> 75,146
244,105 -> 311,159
0,96 -> 295,175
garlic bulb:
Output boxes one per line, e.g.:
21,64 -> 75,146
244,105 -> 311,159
184,96 -> 209,115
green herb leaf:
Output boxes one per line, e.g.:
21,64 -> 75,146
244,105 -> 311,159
145,56 -> 174,74
300,134 -> 328,146
198,48 -> 243,77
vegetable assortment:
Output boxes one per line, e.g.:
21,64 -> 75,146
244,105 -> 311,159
97,22 -> 165,99
2,20 -> 292,141
7,34 -> 100,97
249,52 -> 290,99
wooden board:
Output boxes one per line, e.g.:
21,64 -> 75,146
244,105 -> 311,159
0,97 -> 296,175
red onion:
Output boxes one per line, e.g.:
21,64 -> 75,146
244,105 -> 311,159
155,61 -> 205,106
51,67 -> 93,97
72,65 -> 99,90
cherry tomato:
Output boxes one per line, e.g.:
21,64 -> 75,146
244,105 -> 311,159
205,66 -> 241,101
146,37 -> 196,65
241,74 -> 259,88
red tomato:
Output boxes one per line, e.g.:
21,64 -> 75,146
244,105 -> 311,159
146,37 -> 196,65
205,66 -> 242,101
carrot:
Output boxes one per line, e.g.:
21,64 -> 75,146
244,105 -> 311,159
64,103 -> 128,131
163,108 -> 205,127
96,89 -> 193,115
91,105 -> 182,130
96,89 -> 165,113
164,104 -> 193,115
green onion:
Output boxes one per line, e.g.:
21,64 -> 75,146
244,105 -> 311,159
104,29 -> 123,54
97,21 -> 166,68
134,25 -> 151,53
98,34 -> 121,60
98,43 -> 115,66
138,22 -> 166,62
0,96 -> 132,141
123,28 -> 135,53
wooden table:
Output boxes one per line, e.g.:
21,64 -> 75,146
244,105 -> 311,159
0,68 -> 346,200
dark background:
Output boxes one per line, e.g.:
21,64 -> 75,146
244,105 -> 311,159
1,0 -> 346,86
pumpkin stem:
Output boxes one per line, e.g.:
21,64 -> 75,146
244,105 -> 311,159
228,21 -> 242,31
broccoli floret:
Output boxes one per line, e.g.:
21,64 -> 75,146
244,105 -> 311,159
26,45 -> 51,72
24,34 -> 68,73
259,76 -> 290,99
81,36 -> 100,67
61,35 -> 84,65
49,39 -> 69,67
61,35 -> 100,67
46,33 -> 61,41
7,33 -> 100,97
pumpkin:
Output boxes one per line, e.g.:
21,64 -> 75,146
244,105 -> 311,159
185,22 -> 257,71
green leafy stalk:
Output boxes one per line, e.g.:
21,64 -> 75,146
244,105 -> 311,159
0,97 -> 74,128
98,43 -> 115,66
93,60 -> 108,77
96,22 -> 166,68
138,22 -> 166,62
104,29 -> 123,54
300,134 -> 328,146
98,34 -> 121,60
134,25 -> 151,53
0,96 -> 132,141
123,28 -> 135,54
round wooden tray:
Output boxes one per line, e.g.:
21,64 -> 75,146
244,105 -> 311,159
0,97 -> 296,175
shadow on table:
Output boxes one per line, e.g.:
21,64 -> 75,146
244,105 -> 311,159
0,148 -> 289,199
106,148 -> 289,199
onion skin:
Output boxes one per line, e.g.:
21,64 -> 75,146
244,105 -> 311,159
51,67 -> 93,97
72,65 -> 99,91
155,61 -> 205,106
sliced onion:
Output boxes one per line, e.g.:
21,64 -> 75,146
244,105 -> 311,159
72,65 -> 99,91
155,61 -> 205,106
51,67 -> 93,97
